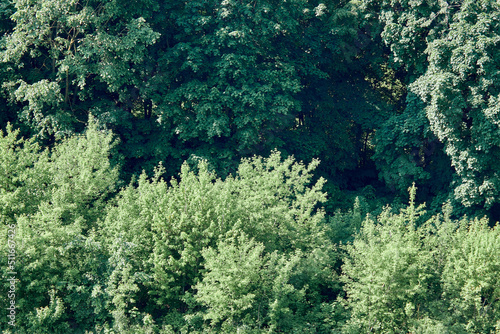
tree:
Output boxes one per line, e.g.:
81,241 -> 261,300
342,187 -> 435,333
363,0 -> 500,213
102,151 -> 338,331
342,186 -> 500,333
0,123 -> 50,225
1,0 -> 388,185
0,119 -> 120,332
410,0 -> 500,210
440,218 -> 500,333
196,232 -> 338,333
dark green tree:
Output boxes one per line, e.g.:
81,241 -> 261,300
1,0 -> 390,186
0,0 -> 160,137
363,0 -> 500,214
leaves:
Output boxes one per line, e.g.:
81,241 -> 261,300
368,0 -> 500,209
343,189 -> 500,333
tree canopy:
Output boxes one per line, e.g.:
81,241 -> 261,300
1,0 -> 500,332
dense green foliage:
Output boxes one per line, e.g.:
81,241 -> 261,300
343,192 -> 500,333
365,0 -> 500,215
1,0 -> 500,332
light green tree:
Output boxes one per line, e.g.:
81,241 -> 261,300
102,151 -> 339,332
342,186 -> 500,333
0,118 -> 120,332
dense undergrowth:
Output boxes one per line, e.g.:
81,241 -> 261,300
1,124 -> 499,333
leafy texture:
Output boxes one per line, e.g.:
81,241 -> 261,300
343,187 -> 500,333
